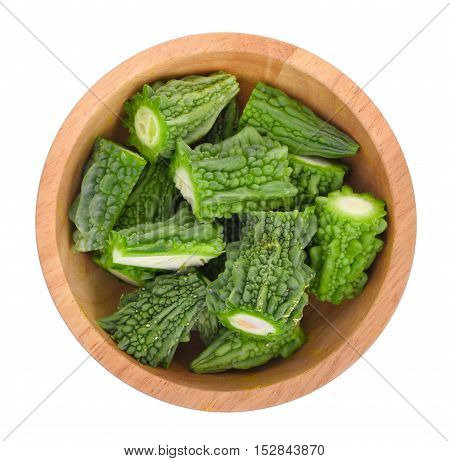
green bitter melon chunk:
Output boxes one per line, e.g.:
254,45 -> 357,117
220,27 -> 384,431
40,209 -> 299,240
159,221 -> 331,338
115,160 -> 179,229
239,82 -> 359,158
309,185 -> 387,304
97,271 -> 206,368
205,98 -> 240,143
104,206 -> 225,270
289,155 -> 347,209
171,126 -> 298,221
124,72 -> 239,161
207,209 -> 317,337
70,137 -> 146,252
190,324 -> 307,373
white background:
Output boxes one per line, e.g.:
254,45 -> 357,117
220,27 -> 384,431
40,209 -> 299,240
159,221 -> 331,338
0,0 -> 449,459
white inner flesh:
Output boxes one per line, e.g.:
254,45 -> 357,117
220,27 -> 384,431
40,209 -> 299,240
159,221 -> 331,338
108,268 -> 139,287
134,106 -> 159,148
335,196 -> 374,217
228,313 -> 276,336
297,155 -> 332,167
112,249 -> 209,270
174,167 -> 196,209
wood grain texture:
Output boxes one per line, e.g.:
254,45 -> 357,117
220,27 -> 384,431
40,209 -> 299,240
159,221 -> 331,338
35,33 -> 416,412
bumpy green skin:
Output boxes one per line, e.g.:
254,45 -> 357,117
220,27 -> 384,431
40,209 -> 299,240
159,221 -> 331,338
105,206 -> 225,269
190,324 -> 307,373
70,138 -> 146,252
151,81 -> 165,91
289,155 -> 347,209
172,127 -> 298,221
309,186 -> 387,304
205,98 -> 240,143
124,72 -> 239,161
194,307 -> 222,345
93,251 -> 157,287
239,83 -> 359,158
207,209 -> 317,336
97,271 -> 206,368
115,160 -> 179,229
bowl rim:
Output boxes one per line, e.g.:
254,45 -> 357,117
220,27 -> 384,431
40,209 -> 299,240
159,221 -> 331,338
36,32 -> 416,412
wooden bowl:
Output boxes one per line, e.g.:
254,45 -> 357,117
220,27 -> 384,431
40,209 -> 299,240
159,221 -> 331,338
36,33 -> 416,411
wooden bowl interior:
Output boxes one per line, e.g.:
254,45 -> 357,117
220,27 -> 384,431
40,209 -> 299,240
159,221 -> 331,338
56,49 -> 393,392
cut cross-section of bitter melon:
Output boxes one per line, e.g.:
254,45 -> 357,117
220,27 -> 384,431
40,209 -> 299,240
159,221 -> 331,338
219,310 -> 282,337
134,104 -> 164,153
105,206 -> 225,270
92,251 -> 157,287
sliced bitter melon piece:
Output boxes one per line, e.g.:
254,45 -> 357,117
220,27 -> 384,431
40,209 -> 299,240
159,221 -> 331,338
190,325 -> 307,373
124,72 -> 239,161
70,137 -> 146,252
